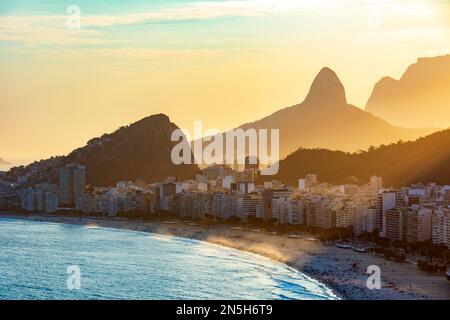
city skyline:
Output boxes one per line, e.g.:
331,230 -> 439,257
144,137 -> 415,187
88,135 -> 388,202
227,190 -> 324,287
1,0 -> 450,304
2,155 -> 448,300
1,0 -> 450,165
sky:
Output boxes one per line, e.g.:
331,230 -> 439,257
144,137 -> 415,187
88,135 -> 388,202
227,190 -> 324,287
1,0 -> 449,168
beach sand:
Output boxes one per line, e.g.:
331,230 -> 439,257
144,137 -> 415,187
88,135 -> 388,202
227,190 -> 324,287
1,213 -> 449,300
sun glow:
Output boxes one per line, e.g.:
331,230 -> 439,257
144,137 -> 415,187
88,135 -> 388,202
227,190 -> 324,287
1,0 -> 449,164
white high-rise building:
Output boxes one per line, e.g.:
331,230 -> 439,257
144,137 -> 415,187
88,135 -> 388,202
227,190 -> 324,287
432,209 -> 450,249
354,206 -> 377,235
44,192 -> 58,213
239,194 -> 261,220
21,188 -> 35,212
287,200 -> 305,225
20,188 -> 48,212
377,191 -> 397,237
336,201 -> 354,229
365,207 -> 377,233
406,207 -> 432,243
212,193 -> 234,220
306,198 -> 335,229
385,208 -> 403,241
100,190 -> 120,216
298,179 -> 307,192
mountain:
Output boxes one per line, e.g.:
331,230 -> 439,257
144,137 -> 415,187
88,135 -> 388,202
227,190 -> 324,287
257,129 -> 450,187
5,114 -> 201,186
238,67 -> 435,159
0,158 -> 11,165
365,55 -> 450,129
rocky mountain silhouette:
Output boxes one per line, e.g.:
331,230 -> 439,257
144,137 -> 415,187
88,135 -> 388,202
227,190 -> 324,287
258,128 -> 450,187
237,67 -> 435,159
366,55 -> 450,129
5,114 -> 200,186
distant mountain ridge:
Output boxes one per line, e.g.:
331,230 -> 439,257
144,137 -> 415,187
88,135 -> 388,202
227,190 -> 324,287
257,128 -> 450,187
6,114 -> 200,186
366,55 -> 450,129
0,158 -> 10,165
5,58 -> 447,186
237,67 -> 435,159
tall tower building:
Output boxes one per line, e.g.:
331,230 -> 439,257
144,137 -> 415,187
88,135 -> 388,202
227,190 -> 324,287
59,164 -> 86,207
262,190 -> 274,221
155,182 -> 177,211
59,167 -> 73,206
377,191 -> 396,237
72,165 -> 86,205
386,208 -> 403,241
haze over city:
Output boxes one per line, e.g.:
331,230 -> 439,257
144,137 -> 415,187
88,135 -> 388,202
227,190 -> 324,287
1,0 -> 450,304
1,0 -> 450,167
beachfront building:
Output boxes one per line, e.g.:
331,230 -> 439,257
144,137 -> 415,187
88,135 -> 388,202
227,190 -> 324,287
344,203 -> 371,235
20,185 -> 59,213
405,207 -> 432,243
75,183 -> 151,216
0,183 -> 20,211
365,207 -> 378,233
377,191 -> 397,237
176,192 -> 205,220
58,164 -> 86,207
385,208 -> 404,241
238,194 -> 261,221
306,197 -> 336,229
287,199 -> 306,225
76,193 -> 102,214
270,189 -> 294,224
272,197 -> 289,225
212,192 -> 234,220
261,190 -> 274,221
335,200 -> 353,229
432,208 -> 450,249
155,182 -> 177,211
21,188 -> 42,212
44,191 -> 58,213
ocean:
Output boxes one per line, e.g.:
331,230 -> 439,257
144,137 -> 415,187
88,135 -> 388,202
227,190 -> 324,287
0,217 -> 338,300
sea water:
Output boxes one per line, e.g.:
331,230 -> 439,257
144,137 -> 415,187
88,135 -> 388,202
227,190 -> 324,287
0,218 -> 338,300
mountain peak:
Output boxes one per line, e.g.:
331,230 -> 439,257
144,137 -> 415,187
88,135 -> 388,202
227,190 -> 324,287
365,54 -> 450,128
137,113 -> 171,125
304,67 -> 347,106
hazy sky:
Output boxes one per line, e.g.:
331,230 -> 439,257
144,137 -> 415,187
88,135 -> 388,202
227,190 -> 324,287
1,0 -> 449,166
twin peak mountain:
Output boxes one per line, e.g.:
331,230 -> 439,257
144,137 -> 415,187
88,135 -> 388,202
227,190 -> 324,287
304,67 -> 347,106
11,65 -> 437,186
239,66 -> 433,159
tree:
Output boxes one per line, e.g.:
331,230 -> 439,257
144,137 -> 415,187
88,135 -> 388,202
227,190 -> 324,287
226,215 -> 241,226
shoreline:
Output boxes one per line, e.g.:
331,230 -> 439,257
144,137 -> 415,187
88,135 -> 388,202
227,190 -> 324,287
1,213 -> 449,300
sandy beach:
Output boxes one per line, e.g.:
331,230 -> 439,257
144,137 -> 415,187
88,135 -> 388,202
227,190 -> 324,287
1,213 -> 449,300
